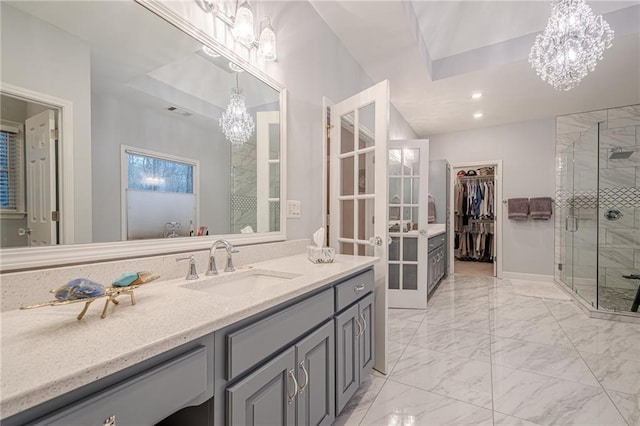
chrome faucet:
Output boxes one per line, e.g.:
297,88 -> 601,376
176,255 -> 199,280
206,239 -> 239,275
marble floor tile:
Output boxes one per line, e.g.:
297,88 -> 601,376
493,366 -> 626,426
389,344 -> 493,408
508,280 -> 572,300
388,317 -> 421,345
493,412 -> 545,426
606,389 -> 640,426
387,308 -> 427,323
333,375 -> 386,426
373,340 -> 406,378
581,352 -> 640,395
410,322 -> 491,362
491,336 -> 599,386
560,324 -> 640,361
360,380 -> 494,426
490,314 -> 574,349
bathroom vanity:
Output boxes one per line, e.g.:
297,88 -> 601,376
0,254 -> 376,426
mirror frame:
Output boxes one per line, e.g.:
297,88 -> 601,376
0,0 -> 287,272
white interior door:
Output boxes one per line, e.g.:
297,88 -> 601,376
329,80 -> 389,374
25,110 -> 57,246
388,140 -> 429,309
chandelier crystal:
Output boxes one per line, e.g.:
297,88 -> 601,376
219,75 -> 255,146
529,0 -> 614,91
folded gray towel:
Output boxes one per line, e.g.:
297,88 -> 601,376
508,198 -> 529,220
530,197 -> 553,220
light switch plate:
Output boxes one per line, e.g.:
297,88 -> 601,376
287,200 -> 301,218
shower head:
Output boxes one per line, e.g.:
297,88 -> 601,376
609,148 -> 635,160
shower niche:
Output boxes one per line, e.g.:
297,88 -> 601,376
555,104 -> 640,316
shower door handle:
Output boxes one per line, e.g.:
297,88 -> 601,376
565,216 -> 578,232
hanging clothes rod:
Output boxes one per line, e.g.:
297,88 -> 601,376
502,199 -> 555,204
457,175 -> 495,181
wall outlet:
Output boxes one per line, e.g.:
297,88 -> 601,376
287,200 -> 301,218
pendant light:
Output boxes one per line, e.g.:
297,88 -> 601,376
257,17 -> 277,62
232,0 -> 255,47
529,0 -> 614,91
219,73 -> 255,146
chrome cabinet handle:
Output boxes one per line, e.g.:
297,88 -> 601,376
104,416 -> 116,426
354,284 -> 365,292
355,317 -> 364,337
287,369 -> 299,405
360,312 -> 367,335
298,361 -> 309,395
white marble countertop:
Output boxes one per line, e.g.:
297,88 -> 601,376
428,223 -> 446,237
0,253 -> 378,419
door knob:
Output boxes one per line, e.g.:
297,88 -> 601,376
368,236 -> 383,246
419,229 -> 427,236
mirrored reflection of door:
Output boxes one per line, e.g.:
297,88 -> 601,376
329,80 -> 389,374
388,141 -> 428,309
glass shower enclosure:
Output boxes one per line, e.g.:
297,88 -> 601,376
556,105 -> 640,315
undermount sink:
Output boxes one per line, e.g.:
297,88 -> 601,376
180,267 -> 301,297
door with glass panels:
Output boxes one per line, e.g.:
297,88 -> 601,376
329,80 -> 389,374
388,140 -> 428,309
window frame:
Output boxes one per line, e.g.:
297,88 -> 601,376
0,120 -> 26,219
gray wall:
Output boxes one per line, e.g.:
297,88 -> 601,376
1,3 -> 93,243
430,118 -> 556,277
91,93 -> 230,242
429,159 -> 448,224
236,1 -> 417,240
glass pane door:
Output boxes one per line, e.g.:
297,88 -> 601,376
388,142 -> 428,309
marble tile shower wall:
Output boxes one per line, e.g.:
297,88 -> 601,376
231,140 -> 258,233
555,105 -> 640,299
0,239 -> 310,312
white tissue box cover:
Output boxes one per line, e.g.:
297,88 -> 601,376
307,246 -> 335,263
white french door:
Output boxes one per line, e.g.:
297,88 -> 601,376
388,140 -> 429,309
329,80 -> 389,374
25,110 -> 57,246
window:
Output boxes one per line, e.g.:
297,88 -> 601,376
121,146 -> 199,240
127,152 -> 194,194
0,123 -> 25,215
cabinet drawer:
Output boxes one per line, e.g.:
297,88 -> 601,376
227,288 -> 334,381
335,269 -> 374,312
32,346 -> 209,426
428,234 -> 445,251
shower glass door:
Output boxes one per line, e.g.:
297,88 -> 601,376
564,123 -> 599,307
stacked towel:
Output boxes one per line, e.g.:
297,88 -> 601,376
530,197 -> 553,220
428,194 -> 436,223
508,198 -> 529,220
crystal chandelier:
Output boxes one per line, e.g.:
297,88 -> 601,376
529,0 -> 614,91
219,73 -> 255,146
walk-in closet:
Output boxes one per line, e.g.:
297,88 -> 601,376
453,166 -> 496,277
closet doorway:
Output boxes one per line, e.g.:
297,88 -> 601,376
449,161 -> 503,278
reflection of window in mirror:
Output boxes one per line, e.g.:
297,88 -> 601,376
0,121 -> 25,215
121,146 -> 199,241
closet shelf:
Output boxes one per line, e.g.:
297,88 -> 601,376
457,175 -> 494,181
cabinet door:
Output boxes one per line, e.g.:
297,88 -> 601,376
335,304 -> 360,414
296,321 -> 335,426
359,293 -> 375,379
227,347 -> 296,426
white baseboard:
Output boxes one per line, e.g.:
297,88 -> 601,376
502,272 -> 555,282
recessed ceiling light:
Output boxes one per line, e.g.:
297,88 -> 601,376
471,92 -> 482,99
474,112 -> 483,119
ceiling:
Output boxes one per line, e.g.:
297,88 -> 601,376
310,1 -> 640,136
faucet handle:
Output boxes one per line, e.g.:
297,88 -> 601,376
176,255 -> 199,280
206,254 -> 218,276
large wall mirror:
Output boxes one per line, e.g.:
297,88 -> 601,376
0,0 -> 286,269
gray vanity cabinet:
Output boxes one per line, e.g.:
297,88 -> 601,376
227,348 -> 296,426
295,321 -> 335,426
335,292 -> 375,414
335,303 -> 360,413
